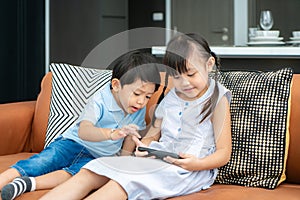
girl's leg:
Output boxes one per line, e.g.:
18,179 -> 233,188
0,168 -> 21,190
84,180 -> 127,200
40,169 -> 110,200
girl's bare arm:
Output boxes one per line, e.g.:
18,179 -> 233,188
165,96 -> 232,171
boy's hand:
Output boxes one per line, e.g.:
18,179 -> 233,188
120,124 -> 141,138
111,124 -> 141,140
132,136 -> 149,157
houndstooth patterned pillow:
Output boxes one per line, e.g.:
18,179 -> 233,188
45,63 -> 112,147
215,68 -> 293,189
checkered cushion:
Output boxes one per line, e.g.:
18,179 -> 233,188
45,63 -> 112,147
215,68 -> 293,189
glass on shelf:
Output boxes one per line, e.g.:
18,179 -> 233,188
260,10 -> 274,31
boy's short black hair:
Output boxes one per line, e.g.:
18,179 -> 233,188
108,50 -> 161,92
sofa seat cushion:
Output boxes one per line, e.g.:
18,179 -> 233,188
12,183 -> 300,200
169,183 -> 300,200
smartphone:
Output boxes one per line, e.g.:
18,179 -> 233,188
138,147 -> 181,159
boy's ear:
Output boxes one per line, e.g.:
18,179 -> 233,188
111,78 -> 121,92
206,56 -> 215,72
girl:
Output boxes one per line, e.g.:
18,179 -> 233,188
41,33 -> 232,200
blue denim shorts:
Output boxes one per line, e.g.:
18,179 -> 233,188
12,136 -> 95,176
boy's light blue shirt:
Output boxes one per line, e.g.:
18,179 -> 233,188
63,83 -> 146,158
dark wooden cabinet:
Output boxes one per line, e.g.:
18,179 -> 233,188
50,0 -> 128,66
172,0 -> 234,46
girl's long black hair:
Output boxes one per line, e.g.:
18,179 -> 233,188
161,33 -> 221,123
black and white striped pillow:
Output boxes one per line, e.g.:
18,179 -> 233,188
45,63 -> 112,147
215,68 -> 293,189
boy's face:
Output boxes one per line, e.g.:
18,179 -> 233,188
112,79 -> 156,114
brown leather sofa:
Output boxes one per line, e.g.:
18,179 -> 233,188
0,72 -> 299,200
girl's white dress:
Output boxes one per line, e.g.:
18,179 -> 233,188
83,79 -> 231,199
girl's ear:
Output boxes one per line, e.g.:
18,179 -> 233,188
206,56 -> 215,72
111,78 -> 121,92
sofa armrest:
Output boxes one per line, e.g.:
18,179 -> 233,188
0,101 -> 36,155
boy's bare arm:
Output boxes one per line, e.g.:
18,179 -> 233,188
78,120 -> 112,141
78,121 -> 140,142
120,136 -> 137,156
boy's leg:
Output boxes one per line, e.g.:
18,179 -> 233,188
35,170 -> 71,189
1,176 -> 35,200
0,168 -> 21,190
40,169 -> 109,200
1,170 -> 71,200
84,179 -> 127,200
1,137 -> 94,200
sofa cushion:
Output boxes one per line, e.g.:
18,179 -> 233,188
215,68 -> 293,189
0,102 -> 35,155
286,74 -> 300,184
30,72 -> 52,152
45,63 -> 112,147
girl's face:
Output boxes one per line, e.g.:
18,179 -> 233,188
112,79 -> 156,114
172,54 -> 214,101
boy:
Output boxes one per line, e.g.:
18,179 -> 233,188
0,50 -> 161,200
